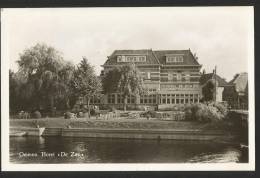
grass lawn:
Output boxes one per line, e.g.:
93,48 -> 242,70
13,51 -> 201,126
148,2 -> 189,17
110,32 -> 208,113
9,117 -> 230,131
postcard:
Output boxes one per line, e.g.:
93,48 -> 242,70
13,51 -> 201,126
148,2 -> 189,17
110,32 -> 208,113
1,7 -> 255,171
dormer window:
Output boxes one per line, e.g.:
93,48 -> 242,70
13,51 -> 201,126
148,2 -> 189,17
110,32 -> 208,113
117,55 -> 146,63
166,55 -> 184,63
117,56 -> 123,62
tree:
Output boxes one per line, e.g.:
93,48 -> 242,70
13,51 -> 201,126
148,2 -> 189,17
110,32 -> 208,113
13,43 -> 75,113
9,70 -> 22,113
71,57 -> 101,116
202,79 -> 215,102
102,64 -> 144,111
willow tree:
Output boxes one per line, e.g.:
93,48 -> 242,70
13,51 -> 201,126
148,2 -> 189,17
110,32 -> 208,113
14,43 -> 75,113
72,57 -> 101,115
102,64 -> 144,111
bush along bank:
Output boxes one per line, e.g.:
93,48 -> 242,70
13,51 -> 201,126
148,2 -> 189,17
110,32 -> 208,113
184,102 -> 248,141
184,102 -> 228,122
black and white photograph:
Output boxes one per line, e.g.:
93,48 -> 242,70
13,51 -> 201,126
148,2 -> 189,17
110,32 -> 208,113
1,7 -> 255,171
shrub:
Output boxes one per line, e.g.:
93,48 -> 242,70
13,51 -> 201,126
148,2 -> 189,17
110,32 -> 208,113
140,110 -> 157,118
214,102 -> 228,117
184,104 -> 193,121
64,112 -> 74,119
78,112 -> 84,118
32,111 -> 41,119
109,106 -> 116,112
90,108 -> 96,116
184,102 -> 228,123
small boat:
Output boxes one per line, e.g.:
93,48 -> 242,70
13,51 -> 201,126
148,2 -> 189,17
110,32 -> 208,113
10,131 -> 27,137
240,144 -> 248,149
240,144 -> 249,153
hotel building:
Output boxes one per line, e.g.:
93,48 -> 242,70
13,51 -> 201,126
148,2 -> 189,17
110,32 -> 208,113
86,49 -> 202,109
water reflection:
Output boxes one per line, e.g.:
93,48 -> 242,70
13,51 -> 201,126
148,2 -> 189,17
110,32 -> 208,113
10,136 -> 248,164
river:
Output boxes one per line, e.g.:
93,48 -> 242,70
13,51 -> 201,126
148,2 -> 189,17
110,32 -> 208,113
10,136 -> 248,163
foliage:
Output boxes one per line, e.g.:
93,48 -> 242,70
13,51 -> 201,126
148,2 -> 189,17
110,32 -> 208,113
32,111 -> 42,119
184,102 -> 228,122
140,110 -> 157,118
108,106 -> 116,112
71,57 -> 101,115
202,79 -> 215,101
102,67 -> 122,94
10,43 -> 76,113
90,108 -> 100,116
102,64 -> 145,111
64,112 -> 74,119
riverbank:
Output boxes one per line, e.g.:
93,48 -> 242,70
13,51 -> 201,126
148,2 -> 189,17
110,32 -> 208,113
9,117 -> 240,141
10,117 -> 232,131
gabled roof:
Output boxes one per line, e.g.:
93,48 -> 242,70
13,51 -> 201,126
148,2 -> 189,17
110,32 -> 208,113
229,72 -> 248,93
103,49 -> 201,66
103,49 -> 160,65
200,73 -> 228,87
153,50 -> 200,66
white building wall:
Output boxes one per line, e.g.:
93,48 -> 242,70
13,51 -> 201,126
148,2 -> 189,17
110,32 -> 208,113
216,87 -> 224,102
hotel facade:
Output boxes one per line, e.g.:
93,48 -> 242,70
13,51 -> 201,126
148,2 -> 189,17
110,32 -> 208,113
85,49 -> 203,109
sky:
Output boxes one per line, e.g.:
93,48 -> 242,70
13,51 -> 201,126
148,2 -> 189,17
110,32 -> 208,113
2,7 -> 253,81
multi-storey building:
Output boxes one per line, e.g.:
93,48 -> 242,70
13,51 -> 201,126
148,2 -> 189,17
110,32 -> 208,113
91,49 -> 202,109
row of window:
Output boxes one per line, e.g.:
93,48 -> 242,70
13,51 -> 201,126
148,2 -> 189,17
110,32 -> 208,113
140,94 -> 157,104
82,93 -> 200,105
141,72 -> 199,82
117,55 -> 146,63
108,94 -> 135,104
78,96 -> 101,104
159,94 -> 199,104
166,56 -> 184,63
161,84 -> 199,89
107,94 -> 199,104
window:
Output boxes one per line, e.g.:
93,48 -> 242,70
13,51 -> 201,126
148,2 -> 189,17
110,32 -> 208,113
127,95 -> 131,104
185,74 -> 190,81
162,99 -> 166,104
131,95 -> 135,104
177,73 -> 182,81
166,55 -> 184,63
117,56 -> 122,62
140,56 -> 145,62
140,94 -> 156,104
108,94 -> 115,104
181,99 -> 184,104
168,73 -> 174,81
147,72 -> 151,79
153,95 -> 156,103
124,56 -> 146,62
117,94 -> 123,104
172,98 -> 175,104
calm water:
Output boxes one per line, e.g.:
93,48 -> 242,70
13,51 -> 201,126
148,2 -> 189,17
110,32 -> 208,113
10,136 -> 248,163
